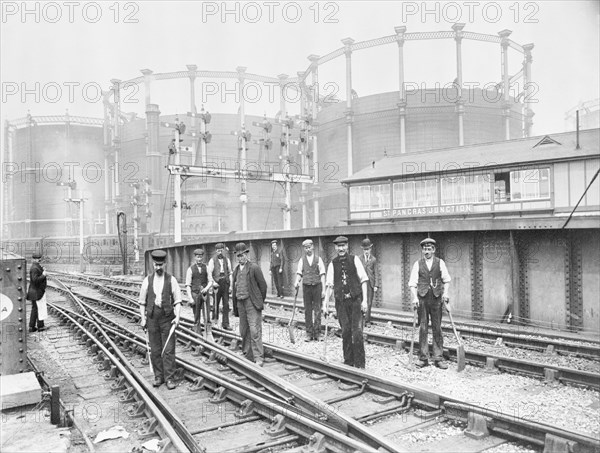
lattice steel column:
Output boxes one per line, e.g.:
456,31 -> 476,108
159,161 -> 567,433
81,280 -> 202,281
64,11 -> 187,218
453,23 -> 465,146
470,233 -> 484,320
401,237 -> 412,311
565,232 -> 584,331
523,44 -> 535,137
499,29 -> 512,140
308,54 -> 320,227
342,37 -> 354,177
516,233 -> 530,323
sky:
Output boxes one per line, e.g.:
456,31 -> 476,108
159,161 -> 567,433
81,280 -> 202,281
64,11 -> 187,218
1,0 -> 599,136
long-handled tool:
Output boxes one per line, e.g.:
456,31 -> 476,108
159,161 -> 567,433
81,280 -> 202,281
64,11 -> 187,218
320,313 -> 329,362
143,327 -> 153,374
446,301 -> 465,372
288,286 -> 300,343
407,307 -> 418,368
161,323 -> 177,357
203,291 -> 215,342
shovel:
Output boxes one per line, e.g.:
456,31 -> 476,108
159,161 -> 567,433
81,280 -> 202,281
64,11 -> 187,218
320,313 -> 329,362
446,301 -> 465,372
407,307 -> 418,368
288,286 -> 300,343
161,323 -> 177,357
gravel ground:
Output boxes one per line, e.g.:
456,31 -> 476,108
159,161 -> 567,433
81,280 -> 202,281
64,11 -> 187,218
260,307 -> 600,441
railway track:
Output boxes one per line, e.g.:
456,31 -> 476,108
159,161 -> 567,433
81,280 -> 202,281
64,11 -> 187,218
37,274 -> 600,452
54,272 -> 600,390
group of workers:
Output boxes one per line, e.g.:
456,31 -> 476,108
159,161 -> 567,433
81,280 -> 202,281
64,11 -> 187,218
132,234 -> 452,389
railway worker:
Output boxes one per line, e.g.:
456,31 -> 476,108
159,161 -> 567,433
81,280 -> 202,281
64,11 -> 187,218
185,248 -> 211,331
139,250 -> 183,389
269,239 -> 285,298
293,239 -> 326,342
323,236 -> 369,369
408,237 -> 451,369
358,238 -> 380,326
232,242 -> 268,367
27,252 -> 47,332
207,242 -> 233,330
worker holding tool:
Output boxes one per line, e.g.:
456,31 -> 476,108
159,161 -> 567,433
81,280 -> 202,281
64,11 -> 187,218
139,250 -> 182,389
294,239 -> 326,342
185,248 -> 211,332
408,237 -> 451,369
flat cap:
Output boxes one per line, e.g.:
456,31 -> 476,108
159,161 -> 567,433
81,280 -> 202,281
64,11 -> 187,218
333,236 -> 348,245
32,252 -> 42,259
302,239 -> 313,247
151,250 -> 167,262
234,242 -> 249,255
271,240 -> 278,245
215,242 -> 225,250
193,248 -> 204,255
361,238 -> 373,249
420,238 -> 436,247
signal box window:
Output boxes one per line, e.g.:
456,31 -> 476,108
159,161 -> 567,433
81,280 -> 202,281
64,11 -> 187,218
495,168 -> 550,202
393,179 -> 438,208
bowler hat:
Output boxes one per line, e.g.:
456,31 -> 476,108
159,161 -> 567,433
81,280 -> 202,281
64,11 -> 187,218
420,238 -> 436,247
32,252 -> 42,259
151,250 -> 167,262
215,242 -> 225,250
333,236 -> 348,245
234,242 -> 249,255
302,239 -> 313,247
193,248 -> 204,255
361,238 -> 373,249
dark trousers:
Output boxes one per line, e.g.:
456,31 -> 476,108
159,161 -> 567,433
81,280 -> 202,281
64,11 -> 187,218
29,299 -> 45,329
237,298 -> 263,363
418,291 -> 444,362
303,283 -> 322,339
271,267 -> 284,296
191,291 -> 206,325
335,296 -> 365,368
364,285 -> 374,324
213,279 -> 230,328
147,306 -> 177,381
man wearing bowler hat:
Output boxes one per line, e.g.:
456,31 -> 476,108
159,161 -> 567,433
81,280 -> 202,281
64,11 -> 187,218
408,237 -> 451,369
27,252 -> 47,332
232,242 -> 268,366
323,236 -> 369,368
294,238 -> 326,341
207,242 -> 233,330
359,238 -> 380,326
139,250 -> 183,389
185,248 -> 211,331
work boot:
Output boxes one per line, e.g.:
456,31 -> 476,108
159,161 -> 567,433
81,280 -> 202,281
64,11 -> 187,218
166,380 -> 176,390
435,361 -> 448,370
415,360 -> 429,368
153,378 -> 163,387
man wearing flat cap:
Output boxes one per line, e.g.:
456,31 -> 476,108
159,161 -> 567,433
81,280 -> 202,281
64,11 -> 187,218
232,243 -> 268,366
139,250 -> 183,389
359,238 -> 380,326
323,236 -> 369,368
269,240 -> 285,299
294,239 -> 326,341
207,243 -> 233,330
185,248 -> 211,332
27,252 -> 47,332
408,237 -> 452,369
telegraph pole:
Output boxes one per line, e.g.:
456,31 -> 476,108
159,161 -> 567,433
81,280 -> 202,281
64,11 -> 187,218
162,118 -> 187,243
58,181 -> 86,271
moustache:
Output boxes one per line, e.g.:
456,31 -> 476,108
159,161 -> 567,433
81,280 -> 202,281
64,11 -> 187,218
156,268 -> 164,276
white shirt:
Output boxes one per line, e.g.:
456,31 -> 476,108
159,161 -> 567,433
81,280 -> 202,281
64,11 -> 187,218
325,255 -> 369,288
296,255 -> 326,277
408,257 -> 451,288
139,273 -> 183,307
207,256 -> 233,286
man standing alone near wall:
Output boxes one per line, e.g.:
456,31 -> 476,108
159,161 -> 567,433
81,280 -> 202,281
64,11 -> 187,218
207,243 -> 233,330
270,240 -> 285,298
358,238 -> 380,326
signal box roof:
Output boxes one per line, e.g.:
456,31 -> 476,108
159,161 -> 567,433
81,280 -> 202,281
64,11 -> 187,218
343,128 -> 599,184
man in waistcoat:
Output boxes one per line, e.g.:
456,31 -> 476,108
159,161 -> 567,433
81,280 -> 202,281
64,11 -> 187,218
139,250 -> 182,389
185,248 -> 211,331
207,243 -> 233,330
408,237 -> 452,369
269,240 -> 285,298
323,236 -> 369,368
232,242 -> 267,366
294,239 -> 326,341
27,252 -> 47,332
359,238 -> 380,326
